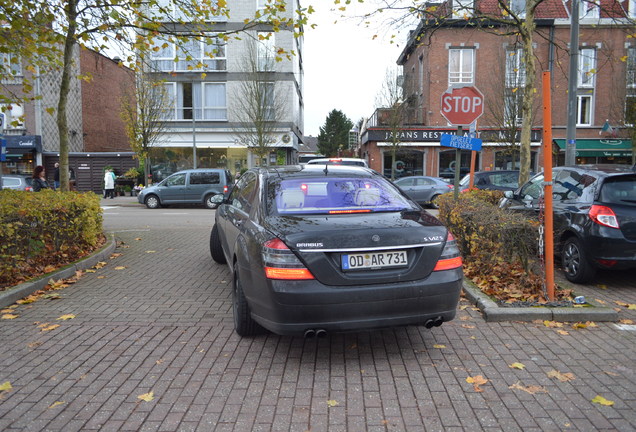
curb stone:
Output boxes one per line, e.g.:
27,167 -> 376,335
0,234 -> 117,308
462,279 -> 619,322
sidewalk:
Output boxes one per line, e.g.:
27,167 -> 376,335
100,194 -> 142,207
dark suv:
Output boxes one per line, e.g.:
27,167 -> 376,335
500,164 -> 636,283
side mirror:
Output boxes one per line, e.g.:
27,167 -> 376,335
503,190 -> 513,199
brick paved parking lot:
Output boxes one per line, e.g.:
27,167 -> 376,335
1,202 -> 634,431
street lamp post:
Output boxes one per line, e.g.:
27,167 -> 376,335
565,0 -> 580,166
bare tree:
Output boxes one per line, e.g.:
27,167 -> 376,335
120,73 -> 171,185
230,34 -> 287,166
375,67 -> 409,180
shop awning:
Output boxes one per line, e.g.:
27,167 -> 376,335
554,139 -> 633,157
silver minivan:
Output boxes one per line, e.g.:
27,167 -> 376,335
137,168 -> 233,209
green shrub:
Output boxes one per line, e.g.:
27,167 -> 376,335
0,190 -> 103,287
436,190 -> 539,272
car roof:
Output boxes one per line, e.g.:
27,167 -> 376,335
255,164 -> 377,179
563,164 -> 636,175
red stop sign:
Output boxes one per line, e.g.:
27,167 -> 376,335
440,86 -> 484,125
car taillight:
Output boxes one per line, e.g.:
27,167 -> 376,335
262,238 -> 314,280
26,187 -> 33,192
433,233 -> 463,271
223,185 -> 228,193
589,205 -> 619,229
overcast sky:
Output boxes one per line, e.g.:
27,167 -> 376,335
302,4 -> 411,137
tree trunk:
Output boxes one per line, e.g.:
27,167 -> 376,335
519,17 -> 537,186
57,0 -> 78,192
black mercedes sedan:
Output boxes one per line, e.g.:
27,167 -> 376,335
210,165 -> 463,337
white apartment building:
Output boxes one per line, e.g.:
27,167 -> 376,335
146,0 -> 304,181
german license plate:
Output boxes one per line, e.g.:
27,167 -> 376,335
341,250 -> 408,271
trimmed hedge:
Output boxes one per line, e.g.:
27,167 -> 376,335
436,190 -> 539,272
0,190 -> 103,287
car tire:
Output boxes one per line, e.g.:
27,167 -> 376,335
233,261 -> 260,336
429,194 -> 440,209
204,194 -> 218,209
210,224 -> 226,264
145,195 -> 161,209
562,237 -> 596,283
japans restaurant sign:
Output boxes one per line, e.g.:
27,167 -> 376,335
367,129 -> 542,143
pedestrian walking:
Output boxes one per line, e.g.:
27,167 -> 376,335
104,168 -> 116,199
53,162 -> 60,190
32,165 -> 51,192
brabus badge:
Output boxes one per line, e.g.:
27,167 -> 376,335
371,235 -> 380,242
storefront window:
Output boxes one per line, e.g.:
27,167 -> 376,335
438,150 -> 479,179
148,147 -> 248,183
382,150 -> 424,179
494,149 -> 538,171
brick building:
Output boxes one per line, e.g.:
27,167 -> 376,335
1,45 -> 137,192
359,0 -> 635,178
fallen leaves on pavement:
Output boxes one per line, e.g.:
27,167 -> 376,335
56,314 -> 76,321
137,392 -> 154,402
0,382 -> 12,392
509,382 -> 548,394
547,370 -> 575,382
326,400 -> 339,407
466,375 -> 488,392
591,395 -> 614,406
509,362 -> 525,370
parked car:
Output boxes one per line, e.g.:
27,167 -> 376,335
306,157 -> 368,167
137,168 -> 233,209
499,164 -> 636,283
393,175 -> 454,208
209,164 -> 463,337
1,175 -> 33,191
459,170 -> 528,192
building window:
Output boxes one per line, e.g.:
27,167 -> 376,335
452,0 -> 474,18
505,47 -> 526,88
510,0 -> 526,17
448,48 -> 474,85
627,47 -> 636,88
504,91 -> 523,126
577,95 -> 593,126
260,82 -> 275,120
150,36 -> 226,72
202,83 -> 227,120
151,0 -> 226,22
162,82 -> 227,121
0,104 -> 25,129
0,52 -> 22,84
630,0 -> 636,18
579,0 -> 600,19
626,96 -> 636,126
257,32 -> 275,71
578,48 -> 596,88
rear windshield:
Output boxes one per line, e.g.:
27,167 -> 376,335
270,177 -> 414,215
599,175 -> 636,205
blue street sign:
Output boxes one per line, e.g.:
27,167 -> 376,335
440,133 -> 482,152
1,138 -> 6,162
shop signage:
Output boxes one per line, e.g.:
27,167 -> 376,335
367,129 -> 541,143
1,138 -> 6,162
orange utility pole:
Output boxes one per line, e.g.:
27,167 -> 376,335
542,71 -> 555,301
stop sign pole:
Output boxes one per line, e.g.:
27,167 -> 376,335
440,85 -> 485,198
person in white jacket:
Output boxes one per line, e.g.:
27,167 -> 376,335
104,169 -> 116,198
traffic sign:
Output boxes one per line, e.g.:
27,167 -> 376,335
440,133 -> 482,152
440,86 -> 484,125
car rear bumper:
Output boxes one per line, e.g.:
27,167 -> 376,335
585,230 -> 636,268
246,268 -> 463,336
